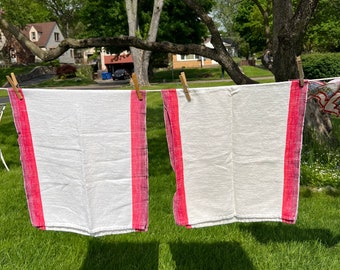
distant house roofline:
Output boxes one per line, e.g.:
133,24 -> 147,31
21,21 -> 58,48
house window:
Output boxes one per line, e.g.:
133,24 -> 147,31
31,32 -> 36,41
179,54 -> 200,61
54,32 -> 60,42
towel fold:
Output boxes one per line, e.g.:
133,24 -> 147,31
8,88 -> 148,236
162,81 -> 308,228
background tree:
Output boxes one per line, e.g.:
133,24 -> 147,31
0,0 -> 51,27
232,0 -> 267,57
125,0 -> 164,85
211,0 -> 240,36
304,0 -> 340,52
36,0 -> 85,37
0,0 -> 319,84
80,0 -> 128,38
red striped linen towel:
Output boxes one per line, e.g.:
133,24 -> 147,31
161,81 -> 308,228
8,88 -> 148,236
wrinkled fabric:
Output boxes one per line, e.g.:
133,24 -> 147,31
162,81 -> 308,228
8,88 -> 148,236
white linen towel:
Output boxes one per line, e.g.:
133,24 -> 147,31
162,81 -> 308,228
8,88 -> 148,236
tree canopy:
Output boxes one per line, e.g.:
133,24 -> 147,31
305,0 -> 340,52
0,0 -> 51,27
232,0 -> 268,56
36,0 -> 86,37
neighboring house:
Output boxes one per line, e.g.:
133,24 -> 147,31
0,29 -> 35,65
103,51 -> 134,74
0,22 -> 75,65
21,22 -> 74,64
75,47 -> 98,65
74,48 -> 134,75
172,37 -> 238,69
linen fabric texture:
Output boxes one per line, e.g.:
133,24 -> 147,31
8,88 -> 148,237
162,81 -> 308,228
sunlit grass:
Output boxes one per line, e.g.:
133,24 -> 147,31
0,81 -> 339,269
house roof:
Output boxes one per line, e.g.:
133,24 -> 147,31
104,53 -> 133,65
22,21 -> 58,47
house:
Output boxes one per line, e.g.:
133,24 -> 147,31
21,22 -> 74,64
103,51 -> 134,74
0,21 -> 75,65
75,47 -> 98,65
171,37 -> 238,69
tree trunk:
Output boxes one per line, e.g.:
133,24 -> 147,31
125,0 -> 164,85
271,0 -> 330,138
272,0 -> 319,82
272,0 -> 298,81
183,0 -> 257,84
130,47 -> 151,86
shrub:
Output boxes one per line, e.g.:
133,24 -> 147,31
76,65 -> 93,80
56,64 -> 77,79
301,116 -> 340,188
302,53 -> 340,79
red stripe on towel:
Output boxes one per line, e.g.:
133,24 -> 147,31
8,89 -> 46,229
161,90 -> 190,227
282,81 -> 308,223
130,90 -> 148,231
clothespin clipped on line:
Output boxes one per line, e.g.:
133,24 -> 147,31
6,73 -> 22,100
131,73 -> 143,101
296,56 -> 304,87
179,72 -> 191,101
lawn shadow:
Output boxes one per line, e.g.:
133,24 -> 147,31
80,240 -> 159,270
169,241 -> 255,270
239,223 -> 340,248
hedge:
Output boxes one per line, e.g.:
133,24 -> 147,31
302,53 -> 340,79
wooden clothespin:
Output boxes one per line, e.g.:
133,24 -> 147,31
296,56 -> 304,87
6,72 -> 22,100
179,72 -> 191,101
131,73 -> 143,101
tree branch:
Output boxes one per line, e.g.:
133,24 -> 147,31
0,17 -> 49,60
0,3 -> 257,85
182,0 -> 257,84
291,0 -> 319,34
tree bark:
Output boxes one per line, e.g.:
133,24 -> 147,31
182,0 -> 257,84
125,0 -> 164,85
272,0 -> 319,82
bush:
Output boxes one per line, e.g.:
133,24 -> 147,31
56,64 -> 77,79
302,53 -> 340,79
301,116 -> 340,188
76,65 -> 94,80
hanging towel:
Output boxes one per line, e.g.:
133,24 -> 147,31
162,81 -> 308,228
308,78 -> 340,116
8,88 -> 148,236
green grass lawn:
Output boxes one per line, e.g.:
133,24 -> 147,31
0,91 -> 339,269
151,65 -> 273,83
